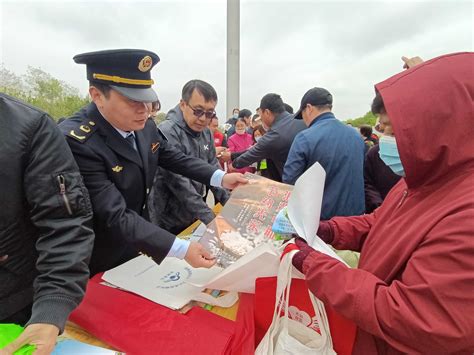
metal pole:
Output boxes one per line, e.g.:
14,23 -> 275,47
226,0 -> 240,121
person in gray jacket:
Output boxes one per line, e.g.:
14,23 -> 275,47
222,93 -> 306,182
149,80 -> 229,234
0,93 -> 94,354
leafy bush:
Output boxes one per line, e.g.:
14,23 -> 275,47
0,65 -> 89,120
345,111 -> 377,127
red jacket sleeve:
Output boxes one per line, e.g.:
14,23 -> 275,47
330,210 -> 378,252
302,211 -> 474,353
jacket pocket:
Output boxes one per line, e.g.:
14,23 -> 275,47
28,171 -> 93,219
54,172 -> 93,217
57,175 -> 73,215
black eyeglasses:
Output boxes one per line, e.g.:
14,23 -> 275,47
187,103 -> 216,119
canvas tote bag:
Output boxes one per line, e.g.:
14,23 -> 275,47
255,249 -> 336,355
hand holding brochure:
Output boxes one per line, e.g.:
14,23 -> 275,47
199,174 -> 293,268
103,163 -> 344,303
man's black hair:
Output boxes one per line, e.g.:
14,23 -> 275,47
260,93 -> 285,114
182,79 -> 218,103
283,103 -> 294,114
90,81 -> 112,98
238,109 -> 252,118
359,124 -> 373,138
371,91 -> 386,115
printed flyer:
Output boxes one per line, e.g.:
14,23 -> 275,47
199,173 -> 293,267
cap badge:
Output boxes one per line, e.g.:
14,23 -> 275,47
138,56 -> 153,72
112,165 -> 123,173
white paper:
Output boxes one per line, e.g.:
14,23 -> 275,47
103,162 -> 344,301
195,163 -> 345,293
191,242 -> 281,293
287,162 -> 347,265
102,255 -> 224,309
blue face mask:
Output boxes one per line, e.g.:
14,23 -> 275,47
233,113 -> 238,119
378,135 -> 405,176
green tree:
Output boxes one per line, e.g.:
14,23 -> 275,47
0,67 -> 26,99
345,111 -> 377,127
0,65 -> 89,120
152,111 -> 167,125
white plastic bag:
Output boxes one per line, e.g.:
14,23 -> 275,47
255,249 -> 336,355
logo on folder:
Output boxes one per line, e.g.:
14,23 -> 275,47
158,268 -> 192,289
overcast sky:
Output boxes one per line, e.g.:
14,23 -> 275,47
1,0 -> 472,122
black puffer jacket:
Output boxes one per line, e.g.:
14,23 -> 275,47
0,93 -> 94,331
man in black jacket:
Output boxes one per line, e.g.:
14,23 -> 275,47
150,80 -> 229,234
60,49 -> 246,275
222,93 -> 306,182
0,94 -> 94,353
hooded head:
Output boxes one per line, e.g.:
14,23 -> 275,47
374,52 -> 474,189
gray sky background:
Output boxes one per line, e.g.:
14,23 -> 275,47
1,0 -> 472,122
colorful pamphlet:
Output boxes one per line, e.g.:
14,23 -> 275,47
199,173 -> 293,267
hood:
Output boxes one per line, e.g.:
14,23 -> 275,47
166,104 -> 202,137
375,52 -> 474,189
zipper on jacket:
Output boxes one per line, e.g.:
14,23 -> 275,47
396,190 -> 408,209
57,175 -> 73,215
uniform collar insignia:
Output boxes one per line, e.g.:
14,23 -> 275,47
151,142 -> 160,153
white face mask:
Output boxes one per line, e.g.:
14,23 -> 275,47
255,136 -> 262,142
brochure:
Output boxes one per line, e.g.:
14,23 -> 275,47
199,173 -> 293,267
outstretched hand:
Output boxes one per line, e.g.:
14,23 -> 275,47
402,56 -> 424,69
184,242 -> 216,268
222,173 -> 248,190
317,220 -> 334,244
292,237 -> 315,273
220,150 -> 232,162
0,323 -> 59,355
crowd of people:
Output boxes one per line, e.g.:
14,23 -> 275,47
0,49 -> 472,355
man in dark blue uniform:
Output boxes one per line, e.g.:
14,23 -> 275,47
60,49 -> 247,274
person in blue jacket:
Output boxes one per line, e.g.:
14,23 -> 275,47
283,87 -> 365,219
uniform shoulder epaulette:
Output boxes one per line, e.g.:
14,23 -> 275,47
66,118 -> 98,143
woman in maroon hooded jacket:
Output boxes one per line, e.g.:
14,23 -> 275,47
293,53 -> 474,354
